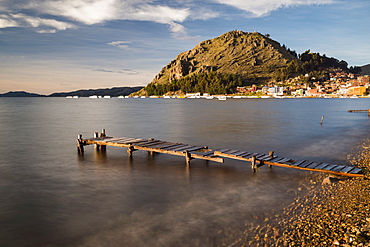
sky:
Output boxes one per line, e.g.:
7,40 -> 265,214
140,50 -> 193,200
0,0 -> 369,94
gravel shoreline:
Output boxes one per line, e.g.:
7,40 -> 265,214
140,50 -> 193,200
230,140 -> 370,247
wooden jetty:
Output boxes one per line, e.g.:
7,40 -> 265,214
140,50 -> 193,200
348,109 -> 370,116
77,129 -> 364,177
77,129 -> 223,165
348,109 -> 370,112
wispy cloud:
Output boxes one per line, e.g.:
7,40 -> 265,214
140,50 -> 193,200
0,13 -> 75,32
93,68 -> 140,75
211,0 -> 335,17
108,41 -> 137,50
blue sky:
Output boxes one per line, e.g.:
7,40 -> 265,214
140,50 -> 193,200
0,0 -> 369,94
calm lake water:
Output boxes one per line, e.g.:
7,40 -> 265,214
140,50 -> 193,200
0,97 -> 369,246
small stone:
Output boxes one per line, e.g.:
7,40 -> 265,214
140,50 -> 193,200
332,239 -> 340,245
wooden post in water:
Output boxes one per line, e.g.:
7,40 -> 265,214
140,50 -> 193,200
147,138 -> 154,156
251,156 -> 257,172
77,134 -> 84,155
99,129 -> 106,151
268,151 -> 274,168
184,150 -> 192,166
94,132 -> 100,150
127,144 -> 135,157
320,115 -> 324,125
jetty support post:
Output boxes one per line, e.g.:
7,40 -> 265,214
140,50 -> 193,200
251,156 -> 257,172
127,144 -> 135,157
184,150 -> 192,166
147,138 -> 155,156
320,115 -> 324,125
94,132 -> 100,150
268,151 -> 274,168
77,134 -> 84,155
99,129 -> 106,151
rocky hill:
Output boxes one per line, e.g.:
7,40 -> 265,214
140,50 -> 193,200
135,31 -> 298,95
361,64 -> 370,76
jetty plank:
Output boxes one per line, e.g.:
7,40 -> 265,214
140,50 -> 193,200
277,157 -> 293,163
136,140 -> 164,147
349,168 -> 362,174
232,151 -> 251,156
314,163 -> 330,170
119,138 -> 146,144
340,166 -> 355,173
243,152 -> 259,159
306,162 -> 320,169
269,157 -> 285,163
322,164 -> 337,171
139,141 -> 172,148
331,165 -> 346,172
109,137 -> 134,143
170,145 -> 196,152
165,144 -> 189,150
298,161 -> 313,168
291,160 -> 306,166
149,143 -> 183,149
223,149 -> 241,155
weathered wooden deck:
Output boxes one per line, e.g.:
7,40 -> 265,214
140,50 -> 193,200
77,130 -> 364,177
214,149 -> 363,177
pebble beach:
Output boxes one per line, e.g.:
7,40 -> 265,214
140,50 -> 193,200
229,140 -> 370,247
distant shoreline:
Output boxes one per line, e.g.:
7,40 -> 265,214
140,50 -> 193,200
0,86 -> 144,98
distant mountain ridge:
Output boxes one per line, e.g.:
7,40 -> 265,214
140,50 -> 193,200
0,91 -> 45,97
0,87 -> 143,97
48,86 -> 143,97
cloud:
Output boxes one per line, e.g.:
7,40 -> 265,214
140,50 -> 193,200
94,68 -> 140,75
0,13 -> 76,31
0,0 -> 195,38
108,41 -> 136,50
211,0 -> 335,17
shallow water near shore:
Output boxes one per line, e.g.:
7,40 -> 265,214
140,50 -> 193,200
0,97 -> 369,246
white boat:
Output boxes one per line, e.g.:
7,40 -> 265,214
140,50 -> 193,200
217,96 -> 227,100
205,96 -> 214,100
118,96 -> 125,98
163,96 -> 171,99
89,95 -> 99,99
103,95 -> 111,99
72,96 -> 79,99
66,96 -> 73,99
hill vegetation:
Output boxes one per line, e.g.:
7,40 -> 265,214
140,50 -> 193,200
135,30 -> 362,96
